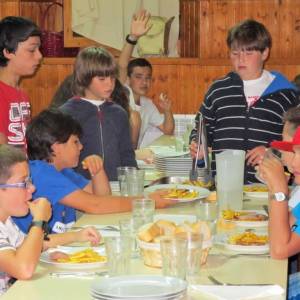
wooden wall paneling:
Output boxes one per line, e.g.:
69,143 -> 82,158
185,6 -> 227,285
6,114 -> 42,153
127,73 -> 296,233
0,1 -> 19,18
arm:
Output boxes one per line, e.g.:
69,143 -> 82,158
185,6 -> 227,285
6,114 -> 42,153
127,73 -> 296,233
82,155 -> 111,196
0,198 -> 51,280
44,227 -> 101,250
118,10 -> 151,84
129,109 -> 141,149
258,157 -> 300,259
157,93 -> 174,135
246,145 -> 267,167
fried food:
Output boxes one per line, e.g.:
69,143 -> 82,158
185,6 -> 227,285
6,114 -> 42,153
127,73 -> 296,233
222,209 -> 268,222
182,179 -> 213,188
161,188 -> 199,199
50,248 -> 106,263
228,231 -> 268,246
243,185 -> 268,192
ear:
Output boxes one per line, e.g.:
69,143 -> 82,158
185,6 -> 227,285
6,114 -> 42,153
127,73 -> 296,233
50,142 -> 61,157
3,48 -> 15,60
261,48 -> 270,61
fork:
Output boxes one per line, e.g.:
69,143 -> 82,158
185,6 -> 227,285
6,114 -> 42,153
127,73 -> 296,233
208,275 -> 272,286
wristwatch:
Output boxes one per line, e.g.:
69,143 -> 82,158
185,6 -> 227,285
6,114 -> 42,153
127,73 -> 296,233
29,220 -> 50,241
270,192 -> 288,202
126,34 -> 137,45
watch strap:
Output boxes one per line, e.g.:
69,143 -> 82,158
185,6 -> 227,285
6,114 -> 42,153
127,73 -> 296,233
29,221 -> 50,241
126,34 -> 137,45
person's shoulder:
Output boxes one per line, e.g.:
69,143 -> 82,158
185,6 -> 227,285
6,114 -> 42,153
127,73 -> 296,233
61,98 -> 97,118
103,101 -> 128,116
29,160 -> 59,176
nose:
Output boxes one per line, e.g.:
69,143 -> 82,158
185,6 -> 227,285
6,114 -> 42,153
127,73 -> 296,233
36,48 -> 43,61
78,141 -> 83,151
27,182 -> 36,194
237,51 -> 246,63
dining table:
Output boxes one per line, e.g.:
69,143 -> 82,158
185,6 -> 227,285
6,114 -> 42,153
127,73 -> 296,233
1,135 -> 288,300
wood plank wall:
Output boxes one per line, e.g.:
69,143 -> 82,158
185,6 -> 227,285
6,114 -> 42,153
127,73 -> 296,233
2,0 -> 300,118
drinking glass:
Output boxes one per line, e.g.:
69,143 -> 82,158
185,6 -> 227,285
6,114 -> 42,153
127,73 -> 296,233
104,236 -> 132,276
126,169 -> 145,196
196,200 -> 219,236
117,166 -> 137,196
132,198 -> 155,225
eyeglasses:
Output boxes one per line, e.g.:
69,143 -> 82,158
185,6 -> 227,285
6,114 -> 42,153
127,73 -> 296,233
0,177 -> 32,189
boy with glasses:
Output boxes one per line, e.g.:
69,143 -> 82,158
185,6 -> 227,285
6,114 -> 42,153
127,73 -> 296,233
0,144 -> 100,295
190,19 -> 299,183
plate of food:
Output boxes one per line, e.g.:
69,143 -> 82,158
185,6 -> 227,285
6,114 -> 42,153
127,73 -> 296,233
144,184 -> 210,202
222,209 -> 268,227
40,247 -> 107,270
243,184 -> 268,198
219,231 -> 269,254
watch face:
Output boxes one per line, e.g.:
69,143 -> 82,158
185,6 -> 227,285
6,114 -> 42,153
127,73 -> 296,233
274,192 -> 286,201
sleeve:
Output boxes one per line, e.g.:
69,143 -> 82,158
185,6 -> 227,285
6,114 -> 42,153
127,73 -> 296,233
30,161 -> 84,205
291,203 -> 300,235
118,111 -> 138,167
0,220 -> 25,251
147,101 -> 164,127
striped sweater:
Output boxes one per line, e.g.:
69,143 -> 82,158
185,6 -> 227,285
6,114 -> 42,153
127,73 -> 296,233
191,71 -> 299,183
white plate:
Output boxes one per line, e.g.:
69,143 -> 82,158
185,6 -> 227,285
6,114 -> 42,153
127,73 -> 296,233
216,233 -> 269,254
90,275 -> 187,298
153,213 -> 197,224
223,210 -> 268,228
40,247 -> 106,270
144,184 -> 210,202
243,184 -> 268,198
150,146 -> 189,158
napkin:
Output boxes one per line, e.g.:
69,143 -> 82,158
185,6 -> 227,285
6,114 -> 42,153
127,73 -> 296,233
190,284 -> 284,300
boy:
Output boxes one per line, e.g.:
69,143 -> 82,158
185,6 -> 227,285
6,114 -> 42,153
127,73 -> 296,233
190,19 -> 299,183
60,46 -> 137,181
0,144 -> 100,295
13,109 -> 170,234
0,16 -> 42,147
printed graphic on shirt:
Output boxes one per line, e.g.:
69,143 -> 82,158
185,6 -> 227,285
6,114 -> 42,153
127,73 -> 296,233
8,102 -> 30,145
246,95 -> 260,107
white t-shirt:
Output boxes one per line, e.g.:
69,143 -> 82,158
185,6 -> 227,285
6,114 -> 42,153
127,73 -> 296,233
127,86 -> 164,148
243,70 -> 275,107
0,217 -> 25,295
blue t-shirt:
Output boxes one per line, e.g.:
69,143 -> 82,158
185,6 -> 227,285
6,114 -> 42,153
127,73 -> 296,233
13,160 -> 89,234
292,203 -> 300,235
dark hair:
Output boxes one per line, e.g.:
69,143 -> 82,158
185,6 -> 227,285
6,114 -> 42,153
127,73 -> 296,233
0,144 -> 26,184
127,58 -> 152,77
50,74 -> 75,108
226,19 -> 272,52
0,16 -> 41,67
26,109 -> 82,162
293,74 -> 300,90
73,46 -> 118,96
283,107 -> 300,135
111,78 -> 130,116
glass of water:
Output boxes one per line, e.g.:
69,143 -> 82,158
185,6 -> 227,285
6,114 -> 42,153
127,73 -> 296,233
132,198 -> 155,225
196,200 -> 219,236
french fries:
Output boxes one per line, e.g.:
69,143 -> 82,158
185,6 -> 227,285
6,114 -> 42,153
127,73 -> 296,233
243,185 -> 268,192
162,188 -> 199,199
228,231 -> 268,246
182,179 -> 213,188
55,248 -> 106,263
222,209 -> 268,221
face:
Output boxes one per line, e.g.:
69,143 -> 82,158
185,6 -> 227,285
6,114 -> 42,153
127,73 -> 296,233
281,122 -> 295,173
128,66 -> 152,99
229,47 -> 269,80
0,161 -> 35,221
85,76 -> 116,100
5,36 -> 42,77
291,146 -> 300,184
51,135 -> 83,170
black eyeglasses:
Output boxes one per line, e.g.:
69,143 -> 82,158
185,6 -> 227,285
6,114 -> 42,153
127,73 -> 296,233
0,177 -> 32,189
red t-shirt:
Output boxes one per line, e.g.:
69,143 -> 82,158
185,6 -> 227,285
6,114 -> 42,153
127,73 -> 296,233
0,81 -> 30,147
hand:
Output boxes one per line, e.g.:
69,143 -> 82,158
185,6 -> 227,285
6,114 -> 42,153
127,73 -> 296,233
246,146 -> 267,166
158,93 -> 172,112
257,156 -> 288,194
148,191 -> 174,208
189,140 -> 204,159
29,197 -> 52,222
76,226 -> 101,246
82,155 -> 104,177
130,10 -> 152,39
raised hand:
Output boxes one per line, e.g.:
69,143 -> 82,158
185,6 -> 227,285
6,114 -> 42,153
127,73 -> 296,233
82,155 -> 104,177
29,197 -> 52,222
158,93 -> 172,112
130,10 -> 152,39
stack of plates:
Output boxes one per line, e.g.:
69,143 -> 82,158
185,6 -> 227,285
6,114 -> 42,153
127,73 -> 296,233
154,154 -> 192,177
91,275 -> 187,300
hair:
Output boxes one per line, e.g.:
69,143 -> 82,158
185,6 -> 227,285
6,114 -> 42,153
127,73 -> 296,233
226,19 -> 272,52
73,46 -> 118,96
293,74 -> 300,90
0,16 -> 41,67
26,109 -> 82,162
111,78 -> 130,116
50,74 -> 74,108
0,144 -> 26,184
283,107 -> 300,136
127,58 -> 152,77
